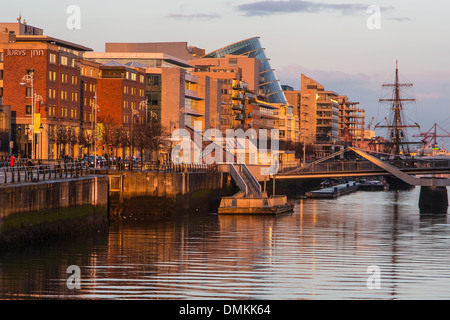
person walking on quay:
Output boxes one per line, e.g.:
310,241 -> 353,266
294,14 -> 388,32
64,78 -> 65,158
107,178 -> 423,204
26,159 -> 35,181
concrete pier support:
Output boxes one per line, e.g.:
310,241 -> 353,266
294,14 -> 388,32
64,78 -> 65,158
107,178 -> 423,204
419,186 -> 449,214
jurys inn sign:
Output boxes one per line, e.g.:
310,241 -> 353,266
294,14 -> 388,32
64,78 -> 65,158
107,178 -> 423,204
5,49 -> 45,58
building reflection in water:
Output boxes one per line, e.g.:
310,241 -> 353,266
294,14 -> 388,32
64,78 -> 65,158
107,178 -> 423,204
2,188 -> 450,299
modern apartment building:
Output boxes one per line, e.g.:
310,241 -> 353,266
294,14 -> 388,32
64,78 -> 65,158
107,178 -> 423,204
204,37 -> 288,105
337,95 -> 365,147
190,55 -> 260,131
285,74 -> 366,157
286,74 -> 341,157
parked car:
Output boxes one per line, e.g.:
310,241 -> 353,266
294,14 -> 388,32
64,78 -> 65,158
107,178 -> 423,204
82,155 -> 107,167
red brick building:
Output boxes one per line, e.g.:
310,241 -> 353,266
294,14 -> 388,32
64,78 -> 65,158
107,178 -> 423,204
0,22 -> 93,159
0,22 -> 149,159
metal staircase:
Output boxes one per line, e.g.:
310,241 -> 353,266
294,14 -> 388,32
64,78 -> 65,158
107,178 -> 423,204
230,164 -> 262,197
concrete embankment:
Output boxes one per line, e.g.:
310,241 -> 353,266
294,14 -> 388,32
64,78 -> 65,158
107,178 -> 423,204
104,170 -> 234,218
0,176 -> 109,249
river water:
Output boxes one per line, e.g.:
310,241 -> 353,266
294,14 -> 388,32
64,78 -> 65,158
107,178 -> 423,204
1,187 -> 450,300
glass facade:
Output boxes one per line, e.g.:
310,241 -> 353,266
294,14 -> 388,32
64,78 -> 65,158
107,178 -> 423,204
204,37 -> 287,104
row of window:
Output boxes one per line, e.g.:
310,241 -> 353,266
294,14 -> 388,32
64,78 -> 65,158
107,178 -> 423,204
25,104 -> 78,119
123,86 -> 145,97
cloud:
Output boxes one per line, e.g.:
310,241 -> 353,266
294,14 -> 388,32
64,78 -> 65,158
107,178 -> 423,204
385,17 -> 411,22
237,0 -> 371,16
167,13 -> 221,20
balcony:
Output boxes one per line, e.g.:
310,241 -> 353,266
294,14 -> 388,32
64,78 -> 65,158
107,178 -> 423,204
232,103 -> 244,111
232,80 -> 243,89
231,92 -> 244,100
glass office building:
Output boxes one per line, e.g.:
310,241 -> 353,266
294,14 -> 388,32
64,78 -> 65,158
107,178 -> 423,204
204,37 -> 287,104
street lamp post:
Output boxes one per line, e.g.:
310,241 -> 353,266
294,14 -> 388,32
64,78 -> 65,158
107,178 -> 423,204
39,123 -> 44,161
139,99 -> 148,125
93,92 -> 100,169
301,112 -> 309,167
57,126 -> 64,159
20,73 -> 34,160
68,127 -> 72,159
131,104 -> 139,158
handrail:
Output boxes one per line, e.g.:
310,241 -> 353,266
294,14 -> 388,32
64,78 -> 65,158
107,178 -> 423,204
230,164 -> 248,196
1,162 -> 90,184
242,163 -> 262,196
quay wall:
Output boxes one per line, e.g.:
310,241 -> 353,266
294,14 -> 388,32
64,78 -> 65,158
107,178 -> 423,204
104,170 -> 234,217
0,176 -> 109,249
118,171 -> 227,198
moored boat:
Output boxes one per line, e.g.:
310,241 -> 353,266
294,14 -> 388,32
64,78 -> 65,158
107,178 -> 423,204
218,194 -> 294,215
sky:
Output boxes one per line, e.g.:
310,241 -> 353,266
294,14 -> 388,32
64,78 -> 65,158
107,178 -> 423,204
2,0 -> 450,146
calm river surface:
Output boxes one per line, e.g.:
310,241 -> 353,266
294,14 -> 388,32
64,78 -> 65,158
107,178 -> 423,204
1,187 -> 450,300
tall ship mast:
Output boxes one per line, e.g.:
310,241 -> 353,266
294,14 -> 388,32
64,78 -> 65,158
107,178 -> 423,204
375,61 -> 421,156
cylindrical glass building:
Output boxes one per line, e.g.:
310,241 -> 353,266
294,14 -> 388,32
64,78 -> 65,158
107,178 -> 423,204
204,37 -> 287,104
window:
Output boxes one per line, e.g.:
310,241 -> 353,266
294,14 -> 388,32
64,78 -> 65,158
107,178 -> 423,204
0,51 -> 3,62
49,53 -> 57,64
151,93 -> 160,106
0,70 -> 3,80
147,75 -> 160,87
61,56 -> 68,66
0,87 -> 3,98
26,105 -> 32,115
26,87 -> 33,98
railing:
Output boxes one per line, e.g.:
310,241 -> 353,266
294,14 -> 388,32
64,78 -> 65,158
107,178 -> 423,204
241,164 -> 262,196
283,159 -> 450,175
230,164 -> 248,196
0,162 -> 91,184
95,160 -> 218,173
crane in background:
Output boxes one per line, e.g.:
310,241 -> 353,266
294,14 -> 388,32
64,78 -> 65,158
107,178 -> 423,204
367,116 -> 375,130
413,123 -> 450,147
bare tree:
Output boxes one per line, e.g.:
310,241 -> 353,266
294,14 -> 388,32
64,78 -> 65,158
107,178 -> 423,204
78,129 -> 94,159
